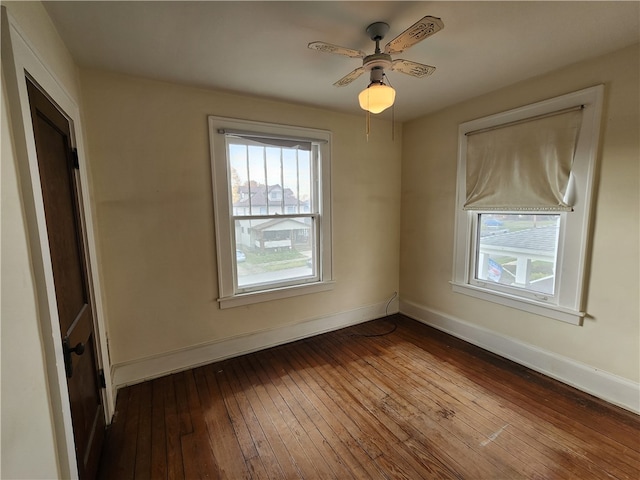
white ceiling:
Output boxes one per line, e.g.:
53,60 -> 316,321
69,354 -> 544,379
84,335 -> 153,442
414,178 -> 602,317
44,1 -> 639,122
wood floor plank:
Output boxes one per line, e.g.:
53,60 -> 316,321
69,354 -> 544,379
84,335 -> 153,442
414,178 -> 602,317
162,373 -> 185,480
237,354 -> 323,478
228,357 -> 304,478
303,337 -> 412,444
262,347 -> 385,478
245,456 -> 271,480
133,381 -> 153,480
181,370 -> 222,479
196,365 -> 251,479
246,350 -> 350,479
172,372 -> 193,437
116,382 -> 142,480
99,315 -> 640,480
149,377 -> 168,480
221,359 -> 285,477
243,354 -> 331,472
283,345 -> 389,479
252,349 -> 357,479
287,342 -> 389,460
212,364 -> 260,462
180,430 -> 219,480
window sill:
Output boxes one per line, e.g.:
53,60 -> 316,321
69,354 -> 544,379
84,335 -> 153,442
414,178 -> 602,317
450,282 -> 584,325
218,280 -> 335,309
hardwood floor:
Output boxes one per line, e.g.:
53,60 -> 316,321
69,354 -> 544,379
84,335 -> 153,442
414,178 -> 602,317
99,315 -> 640,479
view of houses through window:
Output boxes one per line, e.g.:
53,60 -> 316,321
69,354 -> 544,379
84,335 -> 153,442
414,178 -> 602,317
475,213 -> 560,295
228,140 -> 317,289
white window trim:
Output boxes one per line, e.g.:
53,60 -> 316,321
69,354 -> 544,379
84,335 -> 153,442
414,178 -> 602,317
451,85 -> 604,325
209,116 -> 333,308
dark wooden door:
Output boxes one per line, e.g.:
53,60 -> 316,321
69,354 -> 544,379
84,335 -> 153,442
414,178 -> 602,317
26,79 -> 105,479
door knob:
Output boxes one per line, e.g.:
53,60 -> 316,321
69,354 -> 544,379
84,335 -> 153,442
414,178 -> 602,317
69,342 -> 85,355
63,337 -> 85,378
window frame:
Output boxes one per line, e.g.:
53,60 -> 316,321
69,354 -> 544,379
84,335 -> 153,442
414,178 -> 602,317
209,116 -> 333,309
451,86 -> 604,325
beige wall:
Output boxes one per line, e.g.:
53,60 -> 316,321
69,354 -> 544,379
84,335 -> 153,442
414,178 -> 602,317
401,44 -> 640,383
79,69 -> 402,365
1,2 -> 83,478
2,2 -> 81,98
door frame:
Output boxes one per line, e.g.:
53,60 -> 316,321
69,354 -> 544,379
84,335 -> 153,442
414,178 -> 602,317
1,8 -> 113,478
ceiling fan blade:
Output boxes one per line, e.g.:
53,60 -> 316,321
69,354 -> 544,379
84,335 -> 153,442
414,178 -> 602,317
308,41 -> 366,59
384,16 -> 444,55
390,59 -> 436,78
333,67 -> 366,87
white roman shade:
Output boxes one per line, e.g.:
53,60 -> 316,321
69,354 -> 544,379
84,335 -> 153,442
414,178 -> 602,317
464,107 -> 583,211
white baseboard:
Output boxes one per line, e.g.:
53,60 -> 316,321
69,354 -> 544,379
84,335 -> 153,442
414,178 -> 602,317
111,301 -> 395,392
400,298 -> 639,414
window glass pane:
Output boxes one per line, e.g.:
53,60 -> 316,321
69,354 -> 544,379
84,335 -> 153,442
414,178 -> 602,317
246,146 -> 265,214
226,136 -> 321,292
235,217 -> 316,288
265,147 -> 281,214
282,150 -> 299,214
228,140 -> 314,217
229,144 -> 247,214
297,149 -> 313,212
475,214 -> 560,295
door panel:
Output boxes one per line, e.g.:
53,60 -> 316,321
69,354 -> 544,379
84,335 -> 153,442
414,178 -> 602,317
27,78 -> 105,480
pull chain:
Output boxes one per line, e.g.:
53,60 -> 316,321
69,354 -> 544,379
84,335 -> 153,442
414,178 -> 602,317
385,73 -> 395,141
365,109 -> 370,141
391,103 -> 395,141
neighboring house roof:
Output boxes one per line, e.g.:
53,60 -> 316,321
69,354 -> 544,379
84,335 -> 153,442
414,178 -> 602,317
250,218 -> 309,231
234,184 -> 307,208
480,226 -> 559,254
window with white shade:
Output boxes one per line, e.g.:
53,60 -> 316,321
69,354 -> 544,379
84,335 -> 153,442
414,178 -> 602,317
209,117 -> 333,308
451,86 -> 604,325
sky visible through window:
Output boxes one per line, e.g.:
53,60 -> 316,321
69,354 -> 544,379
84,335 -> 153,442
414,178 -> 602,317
229,144 -> 312,205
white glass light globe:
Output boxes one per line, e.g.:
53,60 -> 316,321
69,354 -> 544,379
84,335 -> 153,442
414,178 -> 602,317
358,83 -> 396,114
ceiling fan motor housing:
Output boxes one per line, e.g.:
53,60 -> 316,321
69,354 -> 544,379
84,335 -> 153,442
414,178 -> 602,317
363,53 -> 392,75
363,53 -> 392,83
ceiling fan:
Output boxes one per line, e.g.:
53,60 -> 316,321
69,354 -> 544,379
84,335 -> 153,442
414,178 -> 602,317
308,16 -> 444,114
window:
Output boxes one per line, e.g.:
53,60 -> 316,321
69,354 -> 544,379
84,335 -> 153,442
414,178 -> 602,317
451,86 -> 604,324
209,117 -> 333,308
